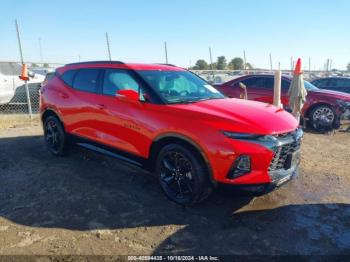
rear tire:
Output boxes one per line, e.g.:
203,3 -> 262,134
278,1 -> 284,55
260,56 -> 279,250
43,116 -> 68,156
156,144 -> 212,206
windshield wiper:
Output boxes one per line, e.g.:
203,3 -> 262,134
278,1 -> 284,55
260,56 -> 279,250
167,97 -> 224,104
186,97 -> 224,103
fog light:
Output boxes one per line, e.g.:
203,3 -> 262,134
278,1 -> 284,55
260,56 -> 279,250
227,155 -> 251,179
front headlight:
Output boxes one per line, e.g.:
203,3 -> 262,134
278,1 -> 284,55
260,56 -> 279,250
337,99 -> 350,108
222,131 -> 278,143
222,131 -> 261,140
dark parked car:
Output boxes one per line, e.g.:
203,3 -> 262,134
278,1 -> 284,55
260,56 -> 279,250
215,74 -> 350,131
311,77 -> 350,94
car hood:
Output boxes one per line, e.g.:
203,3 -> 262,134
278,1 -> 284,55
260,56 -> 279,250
171,98 -> 298,135
309,89 -> 350,100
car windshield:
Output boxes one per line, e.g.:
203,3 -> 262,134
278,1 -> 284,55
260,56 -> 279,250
304,81 -> 318,91
136,70 -> 225,104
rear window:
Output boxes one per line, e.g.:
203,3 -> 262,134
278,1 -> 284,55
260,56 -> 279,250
44,72 -> 55,82
73,69 -> 100,93
60,70 -> 77,86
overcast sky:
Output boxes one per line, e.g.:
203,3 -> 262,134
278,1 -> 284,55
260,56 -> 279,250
1,0 -> 349,70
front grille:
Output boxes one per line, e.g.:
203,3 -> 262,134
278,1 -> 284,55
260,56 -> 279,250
268,135 -> 302,172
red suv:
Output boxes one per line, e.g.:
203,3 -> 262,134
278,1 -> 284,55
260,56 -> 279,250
40,62 -> 302,205
215,74 -> 350,131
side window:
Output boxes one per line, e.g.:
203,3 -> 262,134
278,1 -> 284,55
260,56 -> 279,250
264,77 -> 274,89
281,79 -> 290,91
241,77 -> 257,87
102,69 -> 140,96
73,69 -> 100,93
334,79 -> 350,87
60,70 -> 77,86
318,79 -> 329,88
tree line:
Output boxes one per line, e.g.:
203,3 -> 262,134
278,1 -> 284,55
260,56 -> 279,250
190,56 -> 253,70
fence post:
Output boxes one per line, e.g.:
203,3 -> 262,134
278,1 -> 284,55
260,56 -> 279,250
15,19 -> 32,119
273,70 -> 282,108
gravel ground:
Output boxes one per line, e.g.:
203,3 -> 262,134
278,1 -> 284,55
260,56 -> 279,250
0,116 -> 349,256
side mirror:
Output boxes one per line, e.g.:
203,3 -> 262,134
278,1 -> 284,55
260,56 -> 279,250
116,89 -> 139,102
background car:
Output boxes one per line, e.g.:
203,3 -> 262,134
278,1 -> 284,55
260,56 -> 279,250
215,74 -> 350,131
311,77 -> 350,94
0,62 -> 45,105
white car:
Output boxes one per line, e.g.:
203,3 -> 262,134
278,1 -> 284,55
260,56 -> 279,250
0,62 -> 45,105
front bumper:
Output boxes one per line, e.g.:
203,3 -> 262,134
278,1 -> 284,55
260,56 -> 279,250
218,166 -> 298,195
215,128 -> 302,192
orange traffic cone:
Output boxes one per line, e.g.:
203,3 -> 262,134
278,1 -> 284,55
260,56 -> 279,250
19,64 -> 29,81
294,58 -> 303,75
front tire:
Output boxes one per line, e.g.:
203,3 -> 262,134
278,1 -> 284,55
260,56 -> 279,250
156,144 -> 212,206
43,116 -> 68,156
310,105 -> 335,131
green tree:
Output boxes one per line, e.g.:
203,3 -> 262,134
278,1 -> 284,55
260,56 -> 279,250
216,56 -> 227,70
347,63 -> 350,71
245,62 -> 253,69
43,63 -> 50,68
31,63 -> 38,68
228,57 -> 244,70
209,62 -> 217,70
194,59 -> 209,70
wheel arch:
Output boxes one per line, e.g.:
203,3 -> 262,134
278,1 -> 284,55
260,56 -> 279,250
148,133 -> 215,184
41,108 -> 65,129
305,102 -> 334,119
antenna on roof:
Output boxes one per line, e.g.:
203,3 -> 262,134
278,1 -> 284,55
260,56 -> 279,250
106,32 -> 112,61
164,42 -> 168,64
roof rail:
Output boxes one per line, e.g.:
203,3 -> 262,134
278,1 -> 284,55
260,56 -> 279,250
154,63 -> 177,67
65,61 -> 124,66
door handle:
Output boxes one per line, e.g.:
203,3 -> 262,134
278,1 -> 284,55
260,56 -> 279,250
96,104 -> 106,109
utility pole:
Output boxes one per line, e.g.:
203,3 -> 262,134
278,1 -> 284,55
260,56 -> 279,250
106,32 -> 112,61
309,57 -> 311,78
243,50 -> 247,70
209,46 -> 215,80
15,19 -> 32,119
38,37 -> 43,63
326,59 -> 330,72
164,42 -> 168,64
269,53 -> 273,71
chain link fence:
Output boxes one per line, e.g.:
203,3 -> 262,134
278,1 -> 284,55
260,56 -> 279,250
191,69 -> 350,84
1,61 -> 349,117
0,62 -> 59,116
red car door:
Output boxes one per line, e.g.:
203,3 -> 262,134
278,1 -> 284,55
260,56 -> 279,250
61,68 -> 103,141
93,68 -> 153,157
